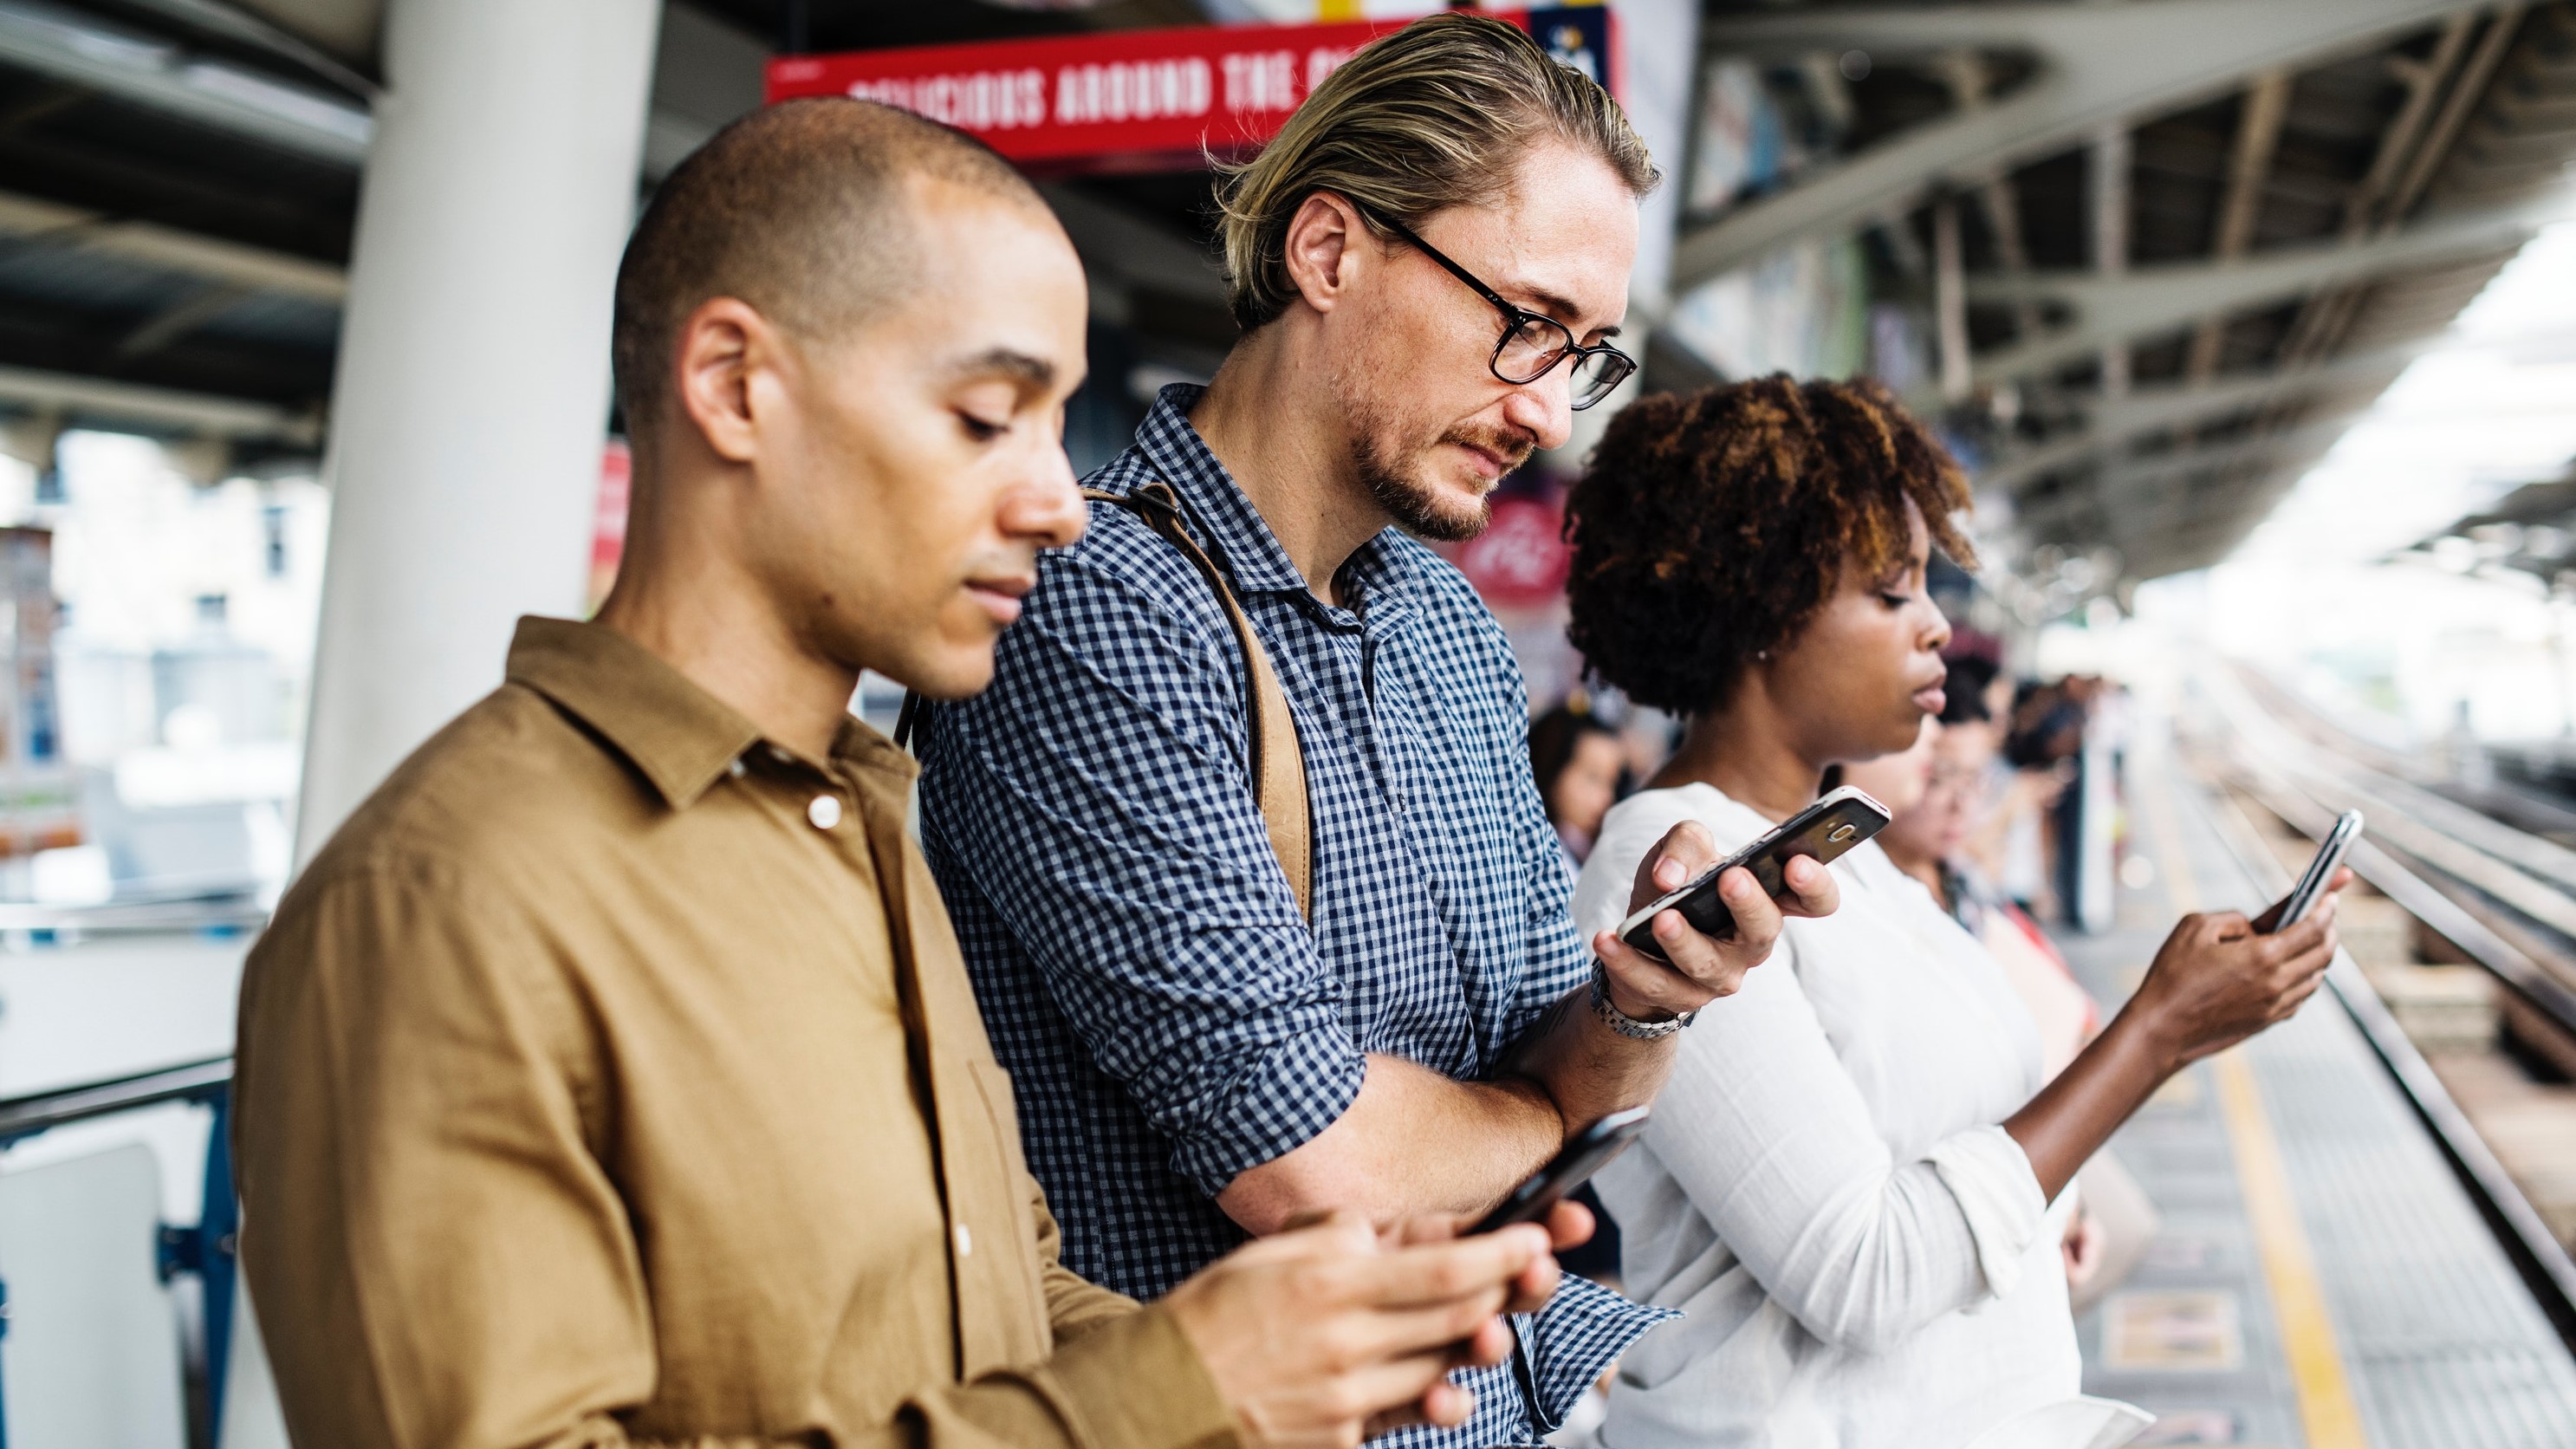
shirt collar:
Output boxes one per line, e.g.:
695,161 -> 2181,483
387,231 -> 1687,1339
504,616 -> 767,811
1127,384 -> 1328,599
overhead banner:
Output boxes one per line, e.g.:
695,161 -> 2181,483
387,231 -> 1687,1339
764,9 -> 1619,172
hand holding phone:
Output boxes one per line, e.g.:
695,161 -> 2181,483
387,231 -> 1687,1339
1616,787 -> 1891,960
2265,809 -> 2361,933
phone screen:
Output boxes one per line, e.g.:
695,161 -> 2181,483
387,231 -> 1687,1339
2272,809 -> 2361,932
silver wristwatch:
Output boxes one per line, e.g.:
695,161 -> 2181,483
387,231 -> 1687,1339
1590,959 -> 1696,1039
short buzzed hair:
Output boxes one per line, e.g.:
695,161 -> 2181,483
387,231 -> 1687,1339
612,98 -> 1041,432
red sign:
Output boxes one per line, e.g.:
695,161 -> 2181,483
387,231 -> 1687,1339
589,439 -> 631,611
1455,493 -> 1572,608
765,10 -> 1618,172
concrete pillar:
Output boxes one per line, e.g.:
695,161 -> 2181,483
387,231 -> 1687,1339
234,4 -> 658,1440
293,0 -> 662,863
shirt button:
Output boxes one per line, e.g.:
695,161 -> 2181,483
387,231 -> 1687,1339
726,757 -> 746,779
808,795 -> 842,830
953,1223 -> 974,1258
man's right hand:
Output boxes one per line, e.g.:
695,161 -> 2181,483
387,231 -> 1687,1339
1160,1210 -> 1567,1449
1592,821 -> 1839,1020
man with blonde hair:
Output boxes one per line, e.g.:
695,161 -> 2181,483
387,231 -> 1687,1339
917,16 -> 1838,1446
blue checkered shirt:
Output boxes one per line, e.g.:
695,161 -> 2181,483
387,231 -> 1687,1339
918,387 -> 1674,1446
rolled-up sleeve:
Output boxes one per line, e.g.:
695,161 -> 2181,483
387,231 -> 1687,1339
1639,939 -> 2051,1354
920,549 -> 1362,1194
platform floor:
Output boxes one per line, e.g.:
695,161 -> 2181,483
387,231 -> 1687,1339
2063,748 -> 2576,1447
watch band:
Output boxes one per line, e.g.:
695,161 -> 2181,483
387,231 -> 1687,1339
1590,959 -> 1695,1039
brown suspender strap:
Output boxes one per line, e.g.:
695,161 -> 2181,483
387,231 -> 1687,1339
894,480 -> 1313,922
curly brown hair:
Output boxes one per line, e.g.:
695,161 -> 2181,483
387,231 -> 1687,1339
1563,374 -> 1975,714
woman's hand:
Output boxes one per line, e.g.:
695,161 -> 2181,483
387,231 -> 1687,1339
1592,822 -> 1839,1020
2125,867 -> 2350,1070
2005,867 -> 2350,1199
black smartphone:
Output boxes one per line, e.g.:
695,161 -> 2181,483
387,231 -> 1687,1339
1468,1107 -> 1651,1236
2270,809 -> 2361,932
1614,785 -> 1891,958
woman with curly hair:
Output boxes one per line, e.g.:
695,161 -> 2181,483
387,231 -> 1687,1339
1561,376 -> 2347,1449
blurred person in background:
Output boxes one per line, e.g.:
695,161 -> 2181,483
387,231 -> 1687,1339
1559,375 -> 2347,1449
1530,696 -> 1627,867
2006,677 -> 2092,921
1963,675 -> 2065,919
230,100 -> 1579,1449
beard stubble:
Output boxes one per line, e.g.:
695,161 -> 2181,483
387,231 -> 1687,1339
1345,393 -> 1532,544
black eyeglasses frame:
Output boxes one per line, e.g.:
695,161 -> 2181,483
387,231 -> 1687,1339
1356,203 -> 1638,412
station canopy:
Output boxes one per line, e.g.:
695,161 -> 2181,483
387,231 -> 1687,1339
3,1 -> 2575,595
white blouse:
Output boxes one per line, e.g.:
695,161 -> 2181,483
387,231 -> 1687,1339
1573,783 -> 2092,1449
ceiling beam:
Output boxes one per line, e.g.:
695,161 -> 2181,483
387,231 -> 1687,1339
1675,0 -> 2499,291
114,280 -> 256,356
2186,69 -> 2293,382
0,0 -> 766,181
0,0 -> 372,164
0,189 -> 347,302
2012,414 -> 2359,529
110,0 -> 380,95
1964,195 -> 2547,385
225,0 -> 380,73
0,361 -> 318,442
1975,342 -> 2419,491
2099,414 -> 2355,496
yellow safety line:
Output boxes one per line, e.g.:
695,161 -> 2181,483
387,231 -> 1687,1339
2138,764 -> 2369,1449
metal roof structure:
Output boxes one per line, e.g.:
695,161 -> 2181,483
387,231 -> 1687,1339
1,0 -> 2573,597
1690,0 -> 2576,588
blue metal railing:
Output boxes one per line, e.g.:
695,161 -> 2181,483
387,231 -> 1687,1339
0,1056 -> 238,1449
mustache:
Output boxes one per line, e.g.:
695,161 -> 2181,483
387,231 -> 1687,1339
1443,423 -> 1538,473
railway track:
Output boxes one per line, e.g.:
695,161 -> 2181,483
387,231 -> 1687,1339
2187,665 -> 2576,1346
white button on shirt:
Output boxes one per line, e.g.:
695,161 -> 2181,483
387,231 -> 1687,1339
1572,783 -> 2084,1449
807,794 -> 842,830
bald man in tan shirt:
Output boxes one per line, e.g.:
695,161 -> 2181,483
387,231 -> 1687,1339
233,100 -> 1579,1449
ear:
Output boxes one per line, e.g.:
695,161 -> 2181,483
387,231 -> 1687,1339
1279,191 -> 1372,317
672,296 -> 784,465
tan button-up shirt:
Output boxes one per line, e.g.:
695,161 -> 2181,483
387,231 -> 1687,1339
235,617 -> 1236,1449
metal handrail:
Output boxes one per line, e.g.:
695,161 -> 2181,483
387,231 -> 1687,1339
0,1056 -> 233,1146
0,898 -> 268,935
2206,667 -> 2576,1040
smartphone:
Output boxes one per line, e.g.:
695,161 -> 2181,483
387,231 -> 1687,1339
2271,809 -> 2362,932
1614,785 -> 1892,958
1469,1106 -> 1651,1235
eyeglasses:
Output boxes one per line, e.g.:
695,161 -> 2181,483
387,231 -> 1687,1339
1360,204 -> 1638,412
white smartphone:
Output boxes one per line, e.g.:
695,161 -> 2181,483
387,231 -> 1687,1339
2272,809 -> 2362,932
1615,785 -> 1891,958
